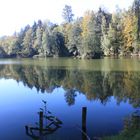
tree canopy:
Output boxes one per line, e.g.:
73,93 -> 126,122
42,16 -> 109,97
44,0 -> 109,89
0,2 -> 140,59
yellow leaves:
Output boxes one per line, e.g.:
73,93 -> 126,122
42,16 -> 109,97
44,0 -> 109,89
81,10 -> 94,38
62,23 -> 72,44
122,13 -> 137,51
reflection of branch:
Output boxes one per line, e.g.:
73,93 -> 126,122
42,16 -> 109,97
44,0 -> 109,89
25,104 -> 62,140
75,107 -> 91,140
25,126 -> 39,140
25,120 -> 62,139
75,125 -> 90,140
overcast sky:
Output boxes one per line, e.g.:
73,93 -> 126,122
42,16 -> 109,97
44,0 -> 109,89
0,0 -> 134,36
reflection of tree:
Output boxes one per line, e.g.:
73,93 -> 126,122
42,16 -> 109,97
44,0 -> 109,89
124,111 -> 140,131
0,64 -> 140,107
64,89 -> 77,106
104,110 -> 140,140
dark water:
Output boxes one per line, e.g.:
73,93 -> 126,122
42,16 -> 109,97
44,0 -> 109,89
0,58 -> 140,140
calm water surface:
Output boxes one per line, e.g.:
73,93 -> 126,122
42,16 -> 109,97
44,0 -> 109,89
0,58 -> 140,140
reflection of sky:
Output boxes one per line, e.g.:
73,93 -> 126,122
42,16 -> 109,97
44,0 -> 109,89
0,79 -> 137,140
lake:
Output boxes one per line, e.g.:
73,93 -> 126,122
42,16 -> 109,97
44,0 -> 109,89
0,57 -> 140,140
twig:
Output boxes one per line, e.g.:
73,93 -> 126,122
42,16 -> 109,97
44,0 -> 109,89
75,125 -> 91,140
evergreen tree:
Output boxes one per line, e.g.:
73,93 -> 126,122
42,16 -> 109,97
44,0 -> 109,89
106,14 -> 123,56
22,28 -> 35,57
42,28 -> 51,56
62,5 -> 74,23
35,27 -> 43,54
52,31 -> 68,57
132,0 -> 140,53
0,3 -> 140,58
82,11 -> 102,58
132,0 -> 140,40
67,19 -> 82,56
101,16 -> 110,55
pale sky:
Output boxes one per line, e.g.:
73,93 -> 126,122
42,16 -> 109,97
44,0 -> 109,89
0,0 -> 134,36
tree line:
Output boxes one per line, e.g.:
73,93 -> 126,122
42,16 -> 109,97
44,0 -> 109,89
0,64 -> 140,107
0,0 -> 140,59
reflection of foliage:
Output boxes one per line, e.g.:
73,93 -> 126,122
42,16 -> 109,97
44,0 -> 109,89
64,89 -> 77,106
103,111 -> 140,140
124,111 -> 140,131
0,64 -> 140,107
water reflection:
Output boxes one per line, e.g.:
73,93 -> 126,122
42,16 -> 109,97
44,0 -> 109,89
82,107 -> 88,140
0,64 -> 140,107
0,61 -> 140,139
124,110 -> 140,130
102,110 -> 140,140
25,100 -> 62,140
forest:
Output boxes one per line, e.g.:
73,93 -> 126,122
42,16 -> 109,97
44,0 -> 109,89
0,0 -> 140,59
0,64 -> 140,107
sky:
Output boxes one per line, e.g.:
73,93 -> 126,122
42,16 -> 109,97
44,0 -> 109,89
0,0 -> 134,36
